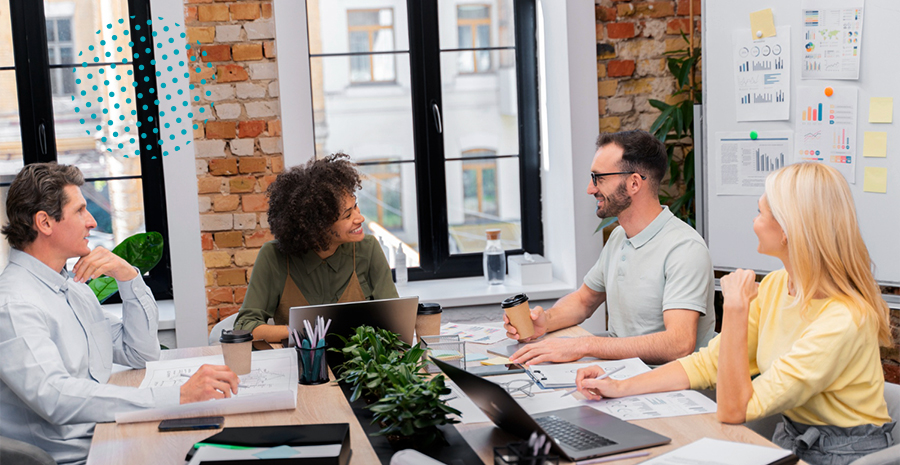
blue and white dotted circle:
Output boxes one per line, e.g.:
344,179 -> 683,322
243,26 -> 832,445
71,16 -> 214,158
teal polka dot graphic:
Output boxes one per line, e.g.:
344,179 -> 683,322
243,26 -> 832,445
72,16 -> 212,158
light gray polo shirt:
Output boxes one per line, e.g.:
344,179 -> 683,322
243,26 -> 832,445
584,206 -> 716,351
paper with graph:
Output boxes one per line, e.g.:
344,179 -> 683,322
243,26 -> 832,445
733,26 -> 791,121
795,86 -> 858,183
588,390 -> 718,421
116,348 -> 298,423
714,131 -> 794,196
801,0 -> 864,80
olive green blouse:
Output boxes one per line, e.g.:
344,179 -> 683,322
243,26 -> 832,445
233,235 -> 398,334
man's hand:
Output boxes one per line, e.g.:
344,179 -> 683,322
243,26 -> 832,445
179,364 -> 240,404
575,365 -> 623,401
72,246 -> 138,283
509,336 -> 591,365
503,306 -> 548,342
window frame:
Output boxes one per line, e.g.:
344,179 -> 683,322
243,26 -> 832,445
7,0 -> 173,301
456,4 -> 491,74
347,8 -> 397,84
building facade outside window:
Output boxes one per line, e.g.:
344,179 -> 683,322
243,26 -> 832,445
456,5 -> 490,74
348,8 -> 396,83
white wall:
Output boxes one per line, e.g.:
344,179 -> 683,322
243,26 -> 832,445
152,0 -> 209,347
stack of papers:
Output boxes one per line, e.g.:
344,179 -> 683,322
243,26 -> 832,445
641,438 -> 795,465
589,390 -> 717,421
116,349 -> 298,423
440,323 -> 507,344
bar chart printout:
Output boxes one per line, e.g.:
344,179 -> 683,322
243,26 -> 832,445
732,26 -> 791,121
795,86 -> 858,183
801,0 -> 864,80
715,131 -> 793,196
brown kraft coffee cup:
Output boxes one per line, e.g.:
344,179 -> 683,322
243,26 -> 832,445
416,303 -> 443,341
220,329 -> 253,375
502,294 -> 534,340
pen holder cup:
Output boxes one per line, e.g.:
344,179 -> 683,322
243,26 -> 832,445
493,442 -> 559,465
420,335 -> 465,374
296,343 -> 329,385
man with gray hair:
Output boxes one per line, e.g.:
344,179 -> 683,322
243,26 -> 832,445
504,130 -> 716,366
0,163 -> 239,465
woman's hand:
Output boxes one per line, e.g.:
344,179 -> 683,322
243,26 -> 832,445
575,365 -> 624,401
720,269 -> 758,314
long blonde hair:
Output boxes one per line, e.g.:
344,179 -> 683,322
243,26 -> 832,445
765,163 -> 892,346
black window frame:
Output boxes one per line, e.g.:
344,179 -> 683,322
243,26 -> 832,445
308,0 -> 542,281
6,0 -> 173,301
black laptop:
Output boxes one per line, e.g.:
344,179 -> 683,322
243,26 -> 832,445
431,357 -> 671,461
288,296 -> 419,348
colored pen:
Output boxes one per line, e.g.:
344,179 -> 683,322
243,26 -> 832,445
193,442 -> 255,450
561,365 -> 625,397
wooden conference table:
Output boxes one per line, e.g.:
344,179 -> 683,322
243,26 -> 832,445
88,326 -> 794,464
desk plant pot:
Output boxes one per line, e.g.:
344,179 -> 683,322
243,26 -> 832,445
332,326 -> 425,404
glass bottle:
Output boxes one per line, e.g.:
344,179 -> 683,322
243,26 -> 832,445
394,245 -> 408,285
483,229 -> 505,285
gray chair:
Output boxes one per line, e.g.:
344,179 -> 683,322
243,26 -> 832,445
208,313 -> 238,345
0,436 -> 56,465
850,381 -> 900,465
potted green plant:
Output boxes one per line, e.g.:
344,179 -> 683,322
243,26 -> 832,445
333,326 -> 426,403
367,366 -> 461,449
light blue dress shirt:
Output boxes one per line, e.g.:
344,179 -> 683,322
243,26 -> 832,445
0,249 -> 180,465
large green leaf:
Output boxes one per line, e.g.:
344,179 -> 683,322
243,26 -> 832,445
111,231 -> 164,274
89,276 -> 118,303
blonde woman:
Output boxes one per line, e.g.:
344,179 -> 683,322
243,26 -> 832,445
575,163 -> 894,464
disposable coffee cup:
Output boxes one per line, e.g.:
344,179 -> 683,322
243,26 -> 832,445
502,294 -> 534,340
220,329 -> 253,375
416,303 -> 443,341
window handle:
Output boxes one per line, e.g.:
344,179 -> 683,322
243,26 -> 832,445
38,122 -> 47,156
432,102 -> 442,134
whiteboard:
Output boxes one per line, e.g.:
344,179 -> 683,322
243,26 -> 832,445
702,0 -> 900,286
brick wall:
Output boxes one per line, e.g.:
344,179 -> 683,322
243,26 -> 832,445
594,0 -> 700,133
184,0 -> 283,333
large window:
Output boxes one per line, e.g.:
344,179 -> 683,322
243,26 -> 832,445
348,8 -> 396,83
1,0 -> 172,300
307,0 -> 540,280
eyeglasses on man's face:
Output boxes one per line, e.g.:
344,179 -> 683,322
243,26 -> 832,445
590,171 -> 647,187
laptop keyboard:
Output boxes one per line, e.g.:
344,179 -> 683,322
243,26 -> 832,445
535,415 -> 617,451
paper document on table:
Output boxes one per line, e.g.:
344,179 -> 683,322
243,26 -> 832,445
116,348 -> 298,423
441,323 -> 507,344
527,358 -> 651,389
588,390 -> 717,421
641,437 -> 794,465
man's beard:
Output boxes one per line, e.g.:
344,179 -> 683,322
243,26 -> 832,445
595,180 -> 632,218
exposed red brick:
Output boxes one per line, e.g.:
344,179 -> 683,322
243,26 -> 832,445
198,177 -> 223,194
264,41 -> 276,58
201,44 -> 231,62
201,232 -> 214,250
218,305 -> 241,319
207,307 -> 219,326
190,65 -> 216,84
607,22 -> 635,39
269,157 -> 283,174
214,231 -> 243,248
230,3 -> 260,20
205,121 -> 236,139
239,157 -> 267,174
261,3 -> 272,18
187,26 -> 215,44
198,4 -> 229,22
676,0 -> 702,16
259,174 -> 278,190
217,268 -> 247,286
238,120 -> 267,138
242,193 -> 268,212
208,158 -> 238,176
230,176 -> 256,193
267,119 -> 281,137
245,229 -> 275,248
232,43 -> 263,61
185,6 -> 199,22
607,60 -> 636,77
212,194 -> 240,212
207,287 -> 234,305
234,286 -> 248,304
217,64 -> 249,83
595,6 -> 617,22
666,18 -> 693,35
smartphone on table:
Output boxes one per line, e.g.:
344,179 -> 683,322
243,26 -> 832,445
158,416 -> 225,432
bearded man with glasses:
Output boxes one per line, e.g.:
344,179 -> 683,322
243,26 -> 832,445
504,130 -> 716,366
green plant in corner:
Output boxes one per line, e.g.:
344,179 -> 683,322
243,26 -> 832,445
88,231 -> 164,303
648,31 -> 701,227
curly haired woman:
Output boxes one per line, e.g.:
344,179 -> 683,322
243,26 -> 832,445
234,153 -> 398,342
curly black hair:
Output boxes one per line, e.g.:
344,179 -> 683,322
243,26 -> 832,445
267,153 -> 362,256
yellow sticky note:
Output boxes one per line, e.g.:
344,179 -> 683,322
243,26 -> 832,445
481,356 -> 511,366
863,167 -> 888,193
749,9 -> 776,40
869,97 -> 893,123
863,132 -> 887,158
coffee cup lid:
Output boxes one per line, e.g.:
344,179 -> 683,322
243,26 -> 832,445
501,293 -> 529,308
220,329 -> 253,343
417,302 -> 443,315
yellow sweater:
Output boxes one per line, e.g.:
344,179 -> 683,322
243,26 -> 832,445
678,269 -> 890,427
